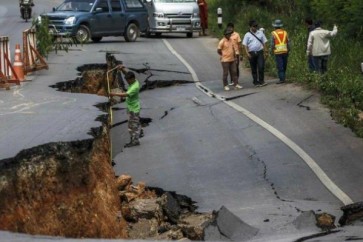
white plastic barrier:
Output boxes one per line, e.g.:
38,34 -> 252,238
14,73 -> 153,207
0,36 -> 12,78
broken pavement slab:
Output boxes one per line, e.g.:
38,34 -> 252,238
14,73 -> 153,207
293,210 -> 321,232
204,206 -> 259,241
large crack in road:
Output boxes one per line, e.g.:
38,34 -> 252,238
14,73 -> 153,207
1,53 -> 363,241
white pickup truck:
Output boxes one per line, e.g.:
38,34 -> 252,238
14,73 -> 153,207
144,0 -> 201,38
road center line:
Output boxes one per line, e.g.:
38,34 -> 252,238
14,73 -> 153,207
163,39 -> 353,206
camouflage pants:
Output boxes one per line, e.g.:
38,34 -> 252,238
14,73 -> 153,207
128,111 -> 140,143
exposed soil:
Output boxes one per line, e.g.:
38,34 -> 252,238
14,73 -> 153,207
0,125 -> 128,238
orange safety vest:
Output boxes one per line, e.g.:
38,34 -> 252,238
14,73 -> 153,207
272,29 -> 288,54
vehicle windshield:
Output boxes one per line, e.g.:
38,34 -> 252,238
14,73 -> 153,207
154,0 -> 196,3
56,0 -> 94,12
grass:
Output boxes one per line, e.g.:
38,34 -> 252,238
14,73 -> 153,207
207,0 -> 363,138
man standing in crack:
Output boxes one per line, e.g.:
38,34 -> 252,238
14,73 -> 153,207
110,65 -> 142,148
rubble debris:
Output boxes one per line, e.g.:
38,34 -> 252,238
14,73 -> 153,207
316,213 -> 336,230
204,206 -> 259,241
339,201 -> 363,226
116,174 -> 132,191
158,192 -> 184,224
118,178 -> 213,240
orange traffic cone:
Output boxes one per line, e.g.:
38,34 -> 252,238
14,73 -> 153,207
12,44 -> 25,81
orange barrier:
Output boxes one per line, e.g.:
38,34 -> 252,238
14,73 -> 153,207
0,36 -> 20,89
12,43 -> 25,81
23,28 -> 48,74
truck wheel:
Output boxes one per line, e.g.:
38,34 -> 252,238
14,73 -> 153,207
186,32 -> 193,38
75,25 -> 90,43
145,27 -> 151,38
91,37 -> 102,43
124,23 -> 139,42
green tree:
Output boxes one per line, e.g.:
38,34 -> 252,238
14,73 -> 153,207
310,0 -> 363,39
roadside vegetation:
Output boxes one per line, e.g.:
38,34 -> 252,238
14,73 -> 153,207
208,0 -> 363,137
34,17 -> 77,56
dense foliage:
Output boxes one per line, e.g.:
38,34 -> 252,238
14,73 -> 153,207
34,17 -> 77,57
207,0 -> 363,137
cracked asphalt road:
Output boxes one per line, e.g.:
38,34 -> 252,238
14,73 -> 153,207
1,0 -> 363,239
112,37 -> 363,240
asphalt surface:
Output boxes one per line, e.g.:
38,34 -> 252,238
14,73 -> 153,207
0,47 -> 107,160
0,38 -> 362,242
112,36 -> 363,240
1,1 -> 363,240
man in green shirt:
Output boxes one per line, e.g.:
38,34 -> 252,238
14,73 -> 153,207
110,66 -> 141,148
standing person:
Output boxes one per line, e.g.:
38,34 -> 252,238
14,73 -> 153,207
197,0 -> 208,36
307,21 -> 338,74
110,66 -> 142,148
226,22 -> 242,85
19,0 -> 34,17
270,19 -> 290,84
305,17 -> 315,72
242,20 -> 268,87
217,28 -> 243,91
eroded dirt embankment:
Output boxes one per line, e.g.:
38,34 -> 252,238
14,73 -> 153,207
0,122 -> 128,238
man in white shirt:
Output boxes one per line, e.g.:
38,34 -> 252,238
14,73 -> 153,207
307,21 -> 338,74
242,20 -> 268,87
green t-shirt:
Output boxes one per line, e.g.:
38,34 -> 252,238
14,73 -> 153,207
126,80 -> 140,113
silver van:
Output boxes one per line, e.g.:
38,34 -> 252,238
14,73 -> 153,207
144,0 -> 201,37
